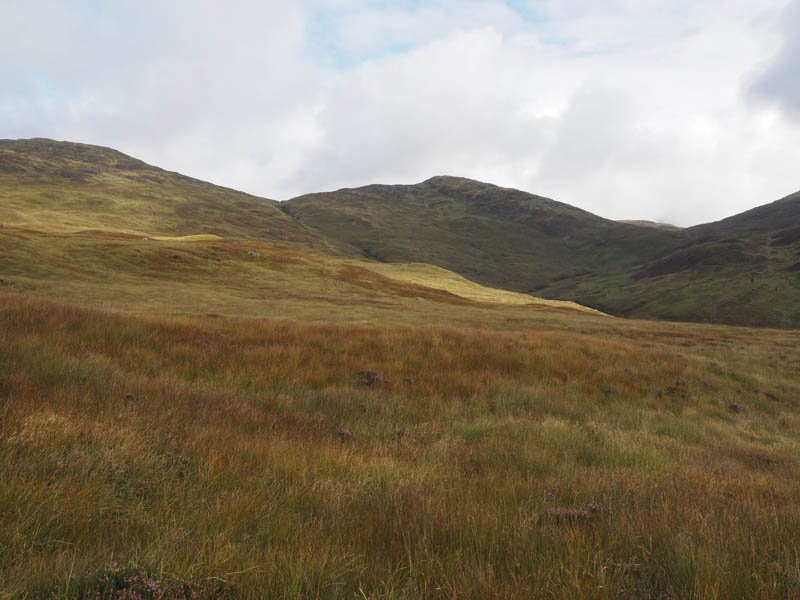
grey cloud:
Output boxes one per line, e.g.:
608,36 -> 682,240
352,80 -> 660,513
537,85 -> 633,184
751,0 -> 800,117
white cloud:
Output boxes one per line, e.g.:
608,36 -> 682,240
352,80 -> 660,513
1,0 -> 798,226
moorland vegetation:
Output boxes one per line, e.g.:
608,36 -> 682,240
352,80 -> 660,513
1,139 -> 799,599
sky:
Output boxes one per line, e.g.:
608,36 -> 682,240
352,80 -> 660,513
1,0 -> 799,226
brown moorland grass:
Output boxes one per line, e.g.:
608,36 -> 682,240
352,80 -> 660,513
0,138 -> 352,257
2,294 -> 800,599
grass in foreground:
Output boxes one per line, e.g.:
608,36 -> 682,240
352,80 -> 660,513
2,294 -> 800,599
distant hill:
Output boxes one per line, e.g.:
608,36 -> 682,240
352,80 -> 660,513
617,220 -> 682,231
540,190 -> 800,327
284,176 -> 678,293
686,191 -> 800,238
285,178 -> 800,328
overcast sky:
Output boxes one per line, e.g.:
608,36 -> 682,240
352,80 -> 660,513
2,0 -> 799,226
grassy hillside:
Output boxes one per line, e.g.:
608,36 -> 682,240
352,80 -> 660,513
0,139 -> 599,321
5,139 -> 798,327
284,178 -> 800,328
2,294 -> 800,598
0,226 -> 597,328
0,138 -> 353,256
538,192 -> 800,328
687,191 -> 800,238
354,261 -> 599,311
283,176 -> 678,292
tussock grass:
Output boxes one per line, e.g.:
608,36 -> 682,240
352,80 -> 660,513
2,294 -> 800,598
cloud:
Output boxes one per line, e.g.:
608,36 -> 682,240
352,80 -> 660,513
307,0 -> 526,64
1,0 -> 798,226
750,0 -> 800,118
297,29 -> 556,193
538,85 -> 634,184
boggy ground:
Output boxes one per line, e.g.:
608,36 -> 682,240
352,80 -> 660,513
2,293 -> 800,599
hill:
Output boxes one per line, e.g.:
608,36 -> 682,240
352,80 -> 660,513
285,178 -> 800,328
3,138 -> 798,328
284,176 -> 678,292
0,138 -> 353,256
0,140 -> 594,322
687,190 -> 800,238
539,190 -> 800,327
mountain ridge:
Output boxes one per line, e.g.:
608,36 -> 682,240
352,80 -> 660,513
3,138 -> 799,328
283,175 -> 679,292
0,138 -> 599,320
284,175 -> 800,328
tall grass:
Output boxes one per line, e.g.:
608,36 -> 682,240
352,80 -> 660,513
2,294 -> 799,598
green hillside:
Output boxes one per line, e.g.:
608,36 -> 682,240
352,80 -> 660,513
285,178 -> 800,328
538,191 -> 800,327
284,176 -> 678,293
687,191 -> 800,238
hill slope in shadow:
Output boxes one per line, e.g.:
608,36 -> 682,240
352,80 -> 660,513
284,176 -> 678,292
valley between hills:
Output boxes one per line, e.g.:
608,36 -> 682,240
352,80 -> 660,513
2,139 -> 800,599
